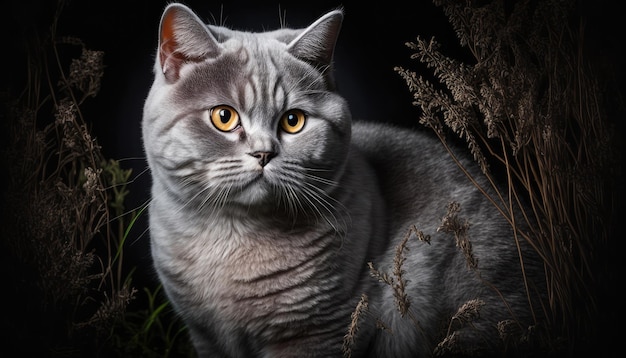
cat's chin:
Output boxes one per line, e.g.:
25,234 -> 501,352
229,180 -> 274,206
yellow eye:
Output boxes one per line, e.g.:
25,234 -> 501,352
280,109 -> 306,134
210,105 -> 239,132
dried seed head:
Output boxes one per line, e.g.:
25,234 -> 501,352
82,167 -> 102,202
343,294 -> 369,358
68,48 -> 105,97
452,299 -> 485,324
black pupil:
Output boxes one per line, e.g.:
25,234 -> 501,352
219,109 -> 231,123
287,113 -> 299,127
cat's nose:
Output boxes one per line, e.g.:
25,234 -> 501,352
249,151 -> 276,167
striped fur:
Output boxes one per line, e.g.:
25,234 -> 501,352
142,3 -> 544,357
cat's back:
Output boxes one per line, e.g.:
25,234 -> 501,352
349,120 -> 483,225
349,121 -> 542,357
350,120 -> 472,176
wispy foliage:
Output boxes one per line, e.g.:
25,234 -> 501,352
1,1 -> 190,356
1,10 -> 133,354
395,0 -> 620,351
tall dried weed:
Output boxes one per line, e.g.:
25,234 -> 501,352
1,1 -> 190,356
394,0 -> 621,353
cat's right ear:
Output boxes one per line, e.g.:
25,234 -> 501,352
158,3 -> 221,82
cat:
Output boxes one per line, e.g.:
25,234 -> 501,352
142,3 -> 545,357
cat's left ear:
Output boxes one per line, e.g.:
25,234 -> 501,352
287,9 -> 343,82
158,3 -> 222,82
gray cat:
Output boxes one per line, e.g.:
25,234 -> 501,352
142,3 -> 544,357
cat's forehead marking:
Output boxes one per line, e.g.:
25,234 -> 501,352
238,54 -> 288,124
173,27 -> 318,127
215,35 -> 292,114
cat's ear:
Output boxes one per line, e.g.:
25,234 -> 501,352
287,9 -> 343,83
158,3 -> 221,82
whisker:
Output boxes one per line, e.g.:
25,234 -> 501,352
300,184 -> 345,234
303,172 -> 337,186
198,183 -> 220,212
107,198 -> 151,224
100,165 -> 151,191
273,161 -> 349,232
279,183 -> 303,226
129,225 -> 151,246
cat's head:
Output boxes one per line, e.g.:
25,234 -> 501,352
143,3 -> 351,220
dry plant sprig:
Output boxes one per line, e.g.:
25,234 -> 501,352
368,229 -> 412,317
77,281 -> 138,335
496,319 -> 518,343
395,62 -> 489,175
67,48 -> 104,100
342,294 -> 369,358
434,299 -> 486,357
433,331 -> 460,357
496,319 -> 543,353
448,299 -> 485,334
392,232 -> 411,316
407,224 -> 431,244
367,227 -> 430,341
375,318 -> 392,334
437,202 -> 477,269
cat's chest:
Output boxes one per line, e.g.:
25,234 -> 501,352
154,222 -> 340,325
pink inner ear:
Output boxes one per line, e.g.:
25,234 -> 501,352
159,9 -> 185,80
159,9 -> 175,68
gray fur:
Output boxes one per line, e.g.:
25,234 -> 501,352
142,3 -> 544,357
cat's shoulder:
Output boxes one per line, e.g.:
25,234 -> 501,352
350,120 -> 444,158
